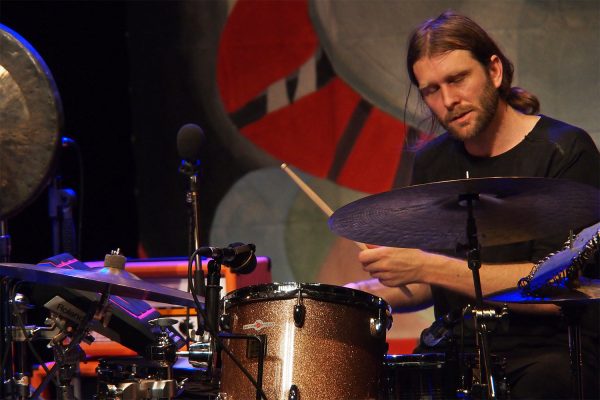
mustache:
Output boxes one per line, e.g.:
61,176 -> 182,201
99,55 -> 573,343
445,107 -> 473,124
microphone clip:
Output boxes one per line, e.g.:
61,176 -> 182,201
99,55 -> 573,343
198,243 -> 257,275
179,159 -> 201,177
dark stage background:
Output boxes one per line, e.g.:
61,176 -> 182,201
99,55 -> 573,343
1,1 -> 239,263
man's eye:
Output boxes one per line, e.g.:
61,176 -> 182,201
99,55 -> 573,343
421,87 -> 438,97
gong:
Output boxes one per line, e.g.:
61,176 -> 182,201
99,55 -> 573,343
0,23 -> 63,220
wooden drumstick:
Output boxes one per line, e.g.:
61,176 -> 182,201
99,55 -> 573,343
281,163 -> 365,249
280,162 -> 337,218
281,163 -> 413,297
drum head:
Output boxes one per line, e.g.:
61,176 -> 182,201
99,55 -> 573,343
223,282 -> 389,310
0,23 -> 62,220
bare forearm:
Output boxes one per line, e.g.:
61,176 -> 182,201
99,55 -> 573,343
419,253 -> 529,295
346,279 -> 433,312
421,254 -> 559,313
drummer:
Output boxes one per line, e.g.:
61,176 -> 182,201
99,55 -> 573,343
346,11 -> 600,400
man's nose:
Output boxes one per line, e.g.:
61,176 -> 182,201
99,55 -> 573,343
440,86 -> 459,109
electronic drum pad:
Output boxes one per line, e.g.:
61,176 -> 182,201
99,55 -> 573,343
0,23 -> 63,220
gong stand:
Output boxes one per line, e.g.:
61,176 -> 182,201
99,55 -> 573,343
1,221 -> 11,398
459,193 -> 498,399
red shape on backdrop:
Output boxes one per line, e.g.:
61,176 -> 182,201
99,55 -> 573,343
337,109 -> 407,193
241,78 -> 361,179
217,0 -> 318,113
216,0 -> 415,194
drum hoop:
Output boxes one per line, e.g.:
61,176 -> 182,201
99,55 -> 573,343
384,353 -> 446,367
223,282 -> 388,310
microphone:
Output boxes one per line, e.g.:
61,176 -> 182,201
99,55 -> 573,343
177,123 -> 205,177
199,243 -> 257,274
177,123 -> 205,161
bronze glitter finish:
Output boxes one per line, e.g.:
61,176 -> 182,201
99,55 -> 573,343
219,283 -> 391,400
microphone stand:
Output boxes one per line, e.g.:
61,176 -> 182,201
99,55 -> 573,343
179,159 -> 205,333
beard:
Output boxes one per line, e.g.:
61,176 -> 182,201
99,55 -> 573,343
440,78 -> 499,141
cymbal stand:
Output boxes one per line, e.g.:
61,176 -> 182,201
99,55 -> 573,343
143,318 -> 181,399
560,302 -> 585,400
459,193 -> 497,399
30,290 -> 110,400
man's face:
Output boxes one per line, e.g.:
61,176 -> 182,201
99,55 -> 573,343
412,50 -> 500,141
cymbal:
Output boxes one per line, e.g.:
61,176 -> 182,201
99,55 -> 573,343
0,262 -> 199,307
486,277 -> 600,304
329,177 -> 600,249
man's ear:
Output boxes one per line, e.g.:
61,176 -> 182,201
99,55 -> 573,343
488,55 -> 503,88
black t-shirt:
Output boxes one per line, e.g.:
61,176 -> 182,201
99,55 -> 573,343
411,114 -> 600,354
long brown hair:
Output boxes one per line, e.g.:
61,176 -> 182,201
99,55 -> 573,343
406,10 -> 539,115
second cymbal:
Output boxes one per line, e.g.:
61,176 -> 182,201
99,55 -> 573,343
0,262 -> 199,307
329,177 -> 599,250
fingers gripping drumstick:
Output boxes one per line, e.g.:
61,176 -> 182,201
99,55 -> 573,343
280,163 -> 413,298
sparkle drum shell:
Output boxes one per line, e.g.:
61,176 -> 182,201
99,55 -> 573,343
218,282 -> 391,400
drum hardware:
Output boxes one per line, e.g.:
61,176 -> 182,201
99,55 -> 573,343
95,318 -> 189,400
33,290 -> 111,400
487,221 -> 600,400
293,291 -> 305,328
178,332 -> 267,399
185,245 -> 267,400
455,304 -> 509,400
135,318 -> 182,400
288,384 -> 299,400
371,305 -> 392,338
450,192 -> 499,399
219,302 -> 231,331
216,333 -> 267,400
4,284 -> 97,399
180,332 -> 214,371
147,318 -> 179,367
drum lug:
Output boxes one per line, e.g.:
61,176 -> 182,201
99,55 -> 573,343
288,384 -> 299,400
293,304 -> 306,327
369,317 -> 385,337
294,290 -> 305,327
220,313 -> 232,331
